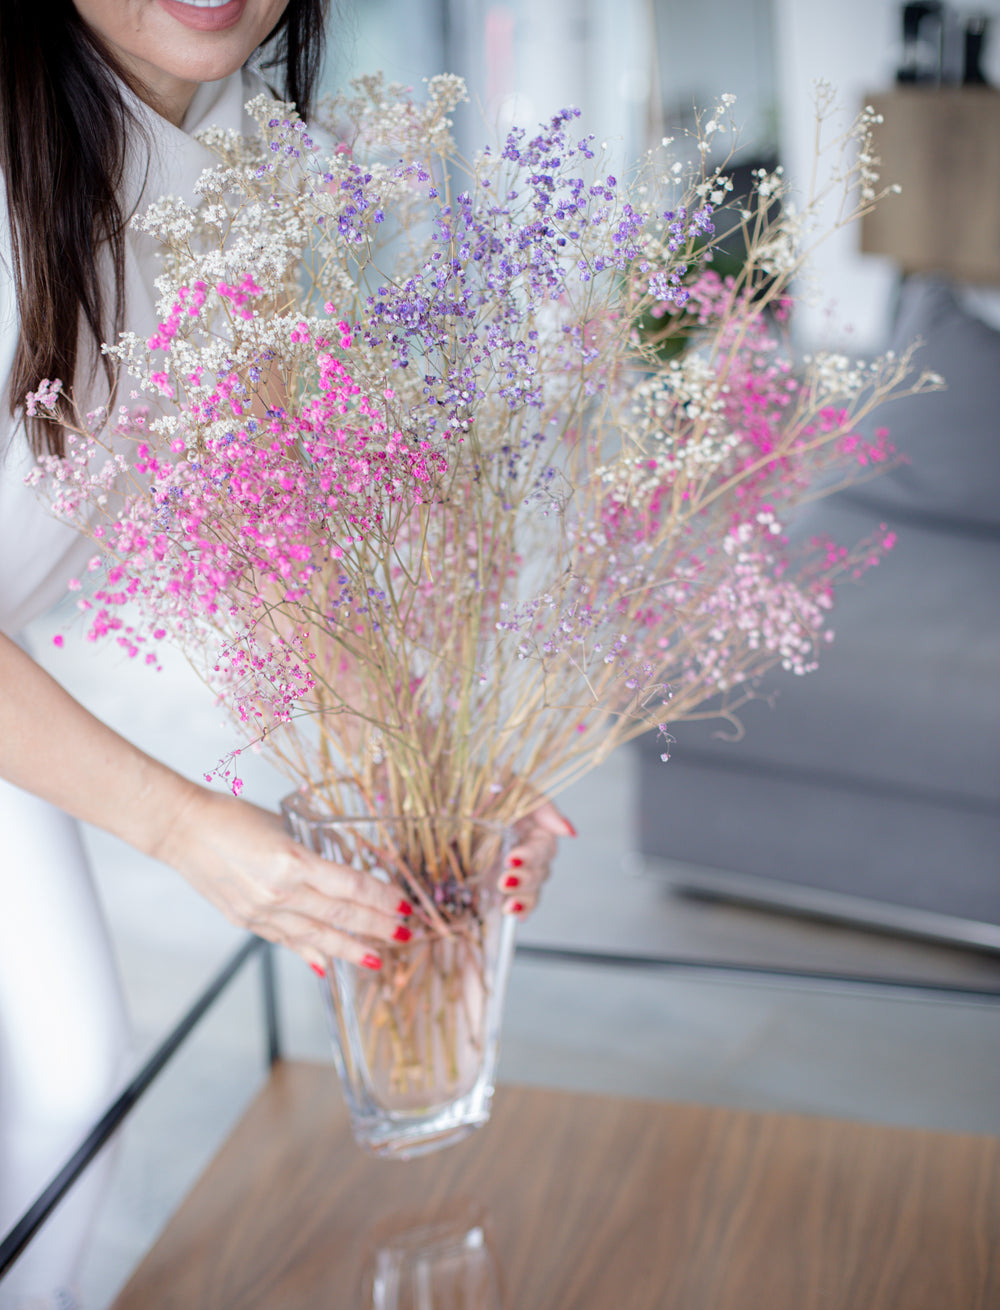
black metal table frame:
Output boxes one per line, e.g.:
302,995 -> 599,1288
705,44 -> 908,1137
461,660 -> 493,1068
2,936 -> 999,1279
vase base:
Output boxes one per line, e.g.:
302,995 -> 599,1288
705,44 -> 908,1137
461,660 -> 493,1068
350,1093 -> 493,1161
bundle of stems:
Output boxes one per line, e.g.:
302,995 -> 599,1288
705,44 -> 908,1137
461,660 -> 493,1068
285,799 -> 506,1099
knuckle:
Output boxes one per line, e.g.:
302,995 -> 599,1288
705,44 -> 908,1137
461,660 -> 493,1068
368,914 -> 397,943
250,921 -> 282,947
242,903 -> 272,931
321,930 -> 359,964
381,886 -> 405,916
344,866 -> 373,904
254,864 -> 297,916
326,901 -> 359,933
254,878 -> 289,914
290,921 -> 337,957
302,924 -> 332,952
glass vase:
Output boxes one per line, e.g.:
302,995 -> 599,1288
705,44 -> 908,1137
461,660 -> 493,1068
281,791 -> 517,1160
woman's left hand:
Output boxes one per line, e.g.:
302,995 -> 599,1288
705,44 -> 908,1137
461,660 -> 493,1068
498,801 -> 576,918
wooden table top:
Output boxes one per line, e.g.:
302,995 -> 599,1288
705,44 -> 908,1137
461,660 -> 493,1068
112,1061 -> 999,1309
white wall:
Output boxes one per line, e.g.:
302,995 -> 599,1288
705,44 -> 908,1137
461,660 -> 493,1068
325,0 -> 651,165
654,0 -> 778,155
482,0 -> 650,162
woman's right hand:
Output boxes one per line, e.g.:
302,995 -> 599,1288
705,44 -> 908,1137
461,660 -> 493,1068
0,633 -> 411,972
151,784 -> 412,974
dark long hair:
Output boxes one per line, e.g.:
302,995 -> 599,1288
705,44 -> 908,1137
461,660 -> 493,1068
0,0 -> 329,457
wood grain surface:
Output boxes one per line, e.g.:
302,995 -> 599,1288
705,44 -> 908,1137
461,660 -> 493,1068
111,1062 -> 1000,1310
860,88 -> 1000,284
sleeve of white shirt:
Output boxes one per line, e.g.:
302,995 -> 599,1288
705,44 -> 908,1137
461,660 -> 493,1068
0,186 -> 100,638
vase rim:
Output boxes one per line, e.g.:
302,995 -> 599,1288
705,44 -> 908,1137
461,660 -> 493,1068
280,789 -> 505,832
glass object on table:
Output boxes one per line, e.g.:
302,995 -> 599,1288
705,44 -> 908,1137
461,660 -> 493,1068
282,791 -> 517,1159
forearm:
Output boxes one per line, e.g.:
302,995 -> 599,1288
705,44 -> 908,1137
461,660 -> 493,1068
0,631 -> 198,859
0,633 -> 564,966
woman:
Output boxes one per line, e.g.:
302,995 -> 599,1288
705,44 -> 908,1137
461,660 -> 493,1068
0,3 -> 571,1303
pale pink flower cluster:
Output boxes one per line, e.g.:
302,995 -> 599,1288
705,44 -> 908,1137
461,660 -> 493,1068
24,377 -> 63,417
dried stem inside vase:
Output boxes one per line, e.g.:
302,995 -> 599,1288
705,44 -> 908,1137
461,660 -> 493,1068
304,805 -> 508,1112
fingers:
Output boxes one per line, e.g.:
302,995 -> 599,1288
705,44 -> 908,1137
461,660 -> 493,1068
498,801 -> 576,918
279,850 -> 417,971
252,842 -> 414,972
248,882 -> 410,949
302,853 -> 413,924
502,889 -> 537,918
255,911 -> 389,974
519,799 -> 577,839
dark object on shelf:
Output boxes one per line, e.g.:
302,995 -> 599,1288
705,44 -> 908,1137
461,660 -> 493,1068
963,13 -> 991,85
634,277 -> 1000,953
897,1 -> 945,83
637,155 -> 781,363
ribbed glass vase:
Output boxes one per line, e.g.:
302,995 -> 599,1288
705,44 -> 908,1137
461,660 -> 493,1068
282,791 -> 517,1160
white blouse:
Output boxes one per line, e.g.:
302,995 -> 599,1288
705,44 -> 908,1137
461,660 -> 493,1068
0,66 -> 264,636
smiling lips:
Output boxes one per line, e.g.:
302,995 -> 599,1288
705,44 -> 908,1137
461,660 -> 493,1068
155,0 -> 248,32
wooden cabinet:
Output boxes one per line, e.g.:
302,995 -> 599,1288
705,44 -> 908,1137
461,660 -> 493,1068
861,88 -> 1000,284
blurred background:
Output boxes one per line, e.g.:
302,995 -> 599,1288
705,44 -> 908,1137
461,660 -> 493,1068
15,1 -> 1000,1303
323,0 -> 1000,346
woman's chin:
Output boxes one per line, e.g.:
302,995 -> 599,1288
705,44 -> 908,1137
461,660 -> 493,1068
72,0 -> 290,118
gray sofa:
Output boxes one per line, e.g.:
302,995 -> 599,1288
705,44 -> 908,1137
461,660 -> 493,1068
635,276 -> 1000,950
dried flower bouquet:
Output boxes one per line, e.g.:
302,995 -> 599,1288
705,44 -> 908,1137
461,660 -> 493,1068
30,77 -> 939,1147
33,79 -> 936,822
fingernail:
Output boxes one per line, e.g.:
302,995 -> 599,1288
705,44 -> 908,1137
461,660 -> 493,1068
310,962 -> 326,978
361,953 -> 383,970
510,901 -> 525,914
393,924 -> 412,943
565,820 -> 578,837
508,855 -> 524,868
502,874 -> 521,889
396,898 -> 414,916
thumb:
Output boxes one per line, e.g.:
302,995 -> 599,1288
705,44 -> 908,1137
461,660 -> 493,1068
525,799 -> 577,838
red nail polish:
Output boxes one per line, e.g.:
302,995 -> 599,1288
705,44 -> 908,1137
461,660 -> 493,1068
502,874 -> 521,889
508,855 -> 524,868
510,901 -> 525,914
393,924 -> 412,943
565,820 -> 578,837
310,962 -> 326,978
396,898 -> 414,917
361,953 -> 383,970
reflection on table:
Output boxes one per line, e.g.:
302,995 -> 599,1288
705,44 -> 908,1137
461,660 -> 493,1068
362,1200 -> 501,1310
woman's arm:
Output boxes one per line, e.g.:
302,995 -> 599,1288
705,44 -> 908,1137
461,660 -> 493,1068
0,632 -> 572,966
0,630 -> 410,971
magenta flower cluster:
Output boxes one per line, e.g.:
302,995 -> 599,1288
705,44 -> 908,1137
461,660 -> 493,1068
61,314 -> 448,743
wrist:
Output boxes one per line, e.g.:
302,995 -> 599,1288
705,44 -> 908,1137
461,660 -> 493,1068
126,762 -> 205,867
